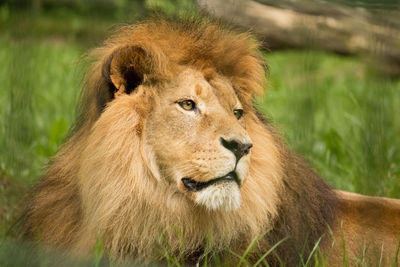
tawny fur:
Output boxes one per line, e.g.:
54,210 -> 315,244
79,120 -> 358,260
21,17 -> 400,266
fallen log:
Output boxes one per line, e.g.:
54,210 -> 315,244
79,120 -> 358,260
197,0 -> 400,76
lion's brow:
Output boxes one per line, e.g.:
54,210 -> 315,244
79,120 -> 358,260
195,84 -> 203,96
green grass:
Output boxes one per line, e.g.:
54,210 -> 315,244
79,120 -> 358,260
0,4 -> 399,266
0,36 -> 82,178
0,35 -> 84,238
258,51 -> 400,197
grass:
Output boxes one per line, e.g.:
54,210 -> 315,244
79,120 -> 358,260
258,51 -> 400,197
0,3 -> 399,266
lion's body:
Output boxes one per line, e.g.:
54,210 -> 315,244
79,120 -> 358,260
329,190 -> 400,265
22,18 -> 400,266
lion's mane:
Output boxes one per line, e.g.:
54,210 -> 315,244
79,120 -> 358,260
22,17 -> 337,265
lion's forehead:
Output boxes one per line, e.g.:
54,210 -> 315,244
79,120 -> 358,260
209,78 -> 242,110
167,68 -> 241,110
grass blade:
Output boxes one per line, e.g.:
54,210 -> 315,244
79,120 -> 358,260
254,237 -> 288,267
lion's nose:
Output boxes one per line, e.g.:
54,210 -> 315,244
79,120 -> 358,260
220,137 -> 253,161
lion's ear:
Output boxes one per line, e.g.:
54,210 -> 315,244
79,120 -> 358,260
102,46 -> 152,97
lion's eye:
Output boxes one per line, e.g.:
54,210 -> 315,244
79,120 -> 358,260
179,100 -> 196,111
233,109 -> 244,120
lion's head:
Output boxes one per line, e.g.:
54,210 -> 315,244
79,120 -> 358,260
83,60 -> 259,212
73,18 -> 283,257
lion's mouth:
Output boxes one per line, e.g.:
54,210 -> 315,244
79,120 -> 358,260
181,171 -> 240,191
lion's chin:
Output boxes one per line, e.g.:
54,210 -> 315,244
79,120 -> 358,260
194,182 -> 241,211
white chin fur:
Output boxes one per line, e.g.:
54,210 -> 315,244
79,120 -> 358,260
194,182 -> 241,211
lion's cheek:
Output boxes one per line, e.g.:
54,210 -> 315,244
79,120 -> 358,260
236,156 -> 251,185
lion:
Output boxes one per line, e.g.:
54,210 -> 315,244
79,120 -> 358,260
21,17 -> 400,266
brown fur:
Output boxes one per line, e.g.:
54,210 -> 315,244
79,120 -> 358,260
21,17 -> 400,266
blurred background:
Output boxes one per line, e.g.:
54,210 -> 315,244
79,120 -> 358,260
0,0 -> 399,256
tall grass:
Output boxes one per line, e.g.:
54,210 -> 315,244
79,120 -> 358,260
0,37 -> 82,183
0,36 -> 83,237
258,51 -> 400,197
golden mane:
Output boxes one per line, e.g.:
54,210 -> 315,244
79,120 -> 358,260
80,17 -> 265,129
76,18 -> 284,258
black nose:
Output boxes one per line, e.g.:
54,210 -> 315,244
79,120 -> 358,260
220,137 -> 253,161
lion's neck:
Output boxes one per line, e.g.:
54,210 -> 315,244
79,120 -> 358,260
262,149 -> 338,266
